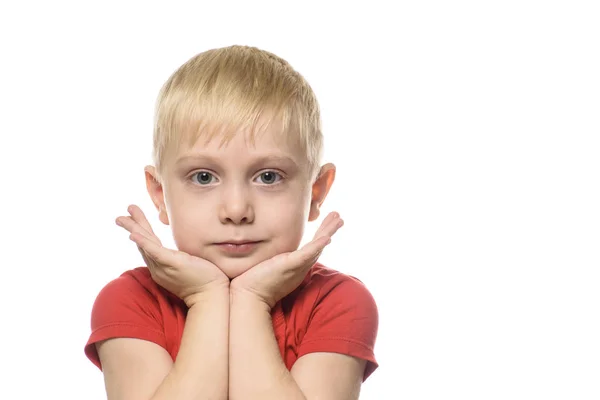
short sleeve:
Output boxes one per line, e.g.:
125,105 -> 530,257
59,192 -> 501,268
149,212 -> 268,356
84,272 -> 167,370
296,276 -> 379,381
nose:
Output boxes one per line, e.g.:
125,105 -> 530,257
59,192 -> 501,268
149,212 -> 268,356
218,184 -> 255,225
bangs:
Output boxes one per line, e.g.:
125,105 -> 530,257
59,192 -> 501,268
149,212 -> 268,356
156,85 -> 298,158
152,46 -> 322,180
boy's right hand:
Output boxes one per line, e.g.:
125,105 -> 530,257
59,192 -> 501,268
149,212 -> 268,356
116,205 -> 229,307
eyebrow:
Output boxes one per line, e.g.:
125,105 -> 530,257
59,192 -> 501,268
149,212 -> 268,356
174,154 -> 300,169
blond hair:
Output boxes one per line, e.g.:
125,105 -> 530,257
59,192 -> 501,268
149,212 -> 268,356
152,45 -> 323,182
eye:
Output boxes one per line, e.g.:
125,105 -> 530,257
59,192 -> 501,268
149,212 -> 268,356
255,171 -> 282,185
192,171 -> 218,185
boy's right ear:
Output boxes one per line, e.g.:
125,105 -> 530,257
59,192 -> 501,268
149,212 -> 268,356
144,166 -> 170,225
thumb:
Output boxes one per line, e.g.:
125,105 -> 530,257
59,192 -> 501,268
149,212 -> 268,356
293,236 -> 331,266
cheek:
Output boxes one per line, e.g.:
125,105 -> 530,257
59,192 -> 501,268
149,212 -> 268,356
166,195 -> 211,255
264,196 -> 308,250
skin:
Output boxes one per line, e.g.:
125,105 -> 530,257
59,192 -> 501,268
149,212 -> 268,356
144,124 -> 336,282
110,122 -> 366,399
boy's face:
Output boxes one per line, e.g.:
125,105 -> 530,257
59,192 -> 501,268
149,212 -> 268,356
146,125 -> 334,279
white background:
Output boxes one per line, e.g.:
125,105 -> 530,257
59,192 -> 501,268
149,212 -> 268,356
1,1 -> 598,399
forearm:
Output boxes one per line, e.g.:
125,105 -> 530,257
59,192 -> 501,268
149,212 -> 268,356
152,289 -> 230,400
228,290 -> 306,400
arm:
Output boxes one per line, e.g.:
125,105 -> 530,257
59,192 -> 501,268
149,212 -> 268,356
228,292 -> 366,400
290,353 -> 366,400
96,204 -> 233,400
98,289 -> 229,400
228,290 -> 305,400
229,211 -> 359,399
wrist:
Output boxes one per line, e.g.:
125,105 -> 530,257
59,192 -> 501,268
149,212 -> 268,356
229,285 -> 272,311
184,285 -> 230,308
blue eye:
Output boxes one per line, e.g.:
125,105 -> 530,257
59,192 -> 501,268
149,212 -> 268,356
193,171 -> 217,185
256,171 -> 282,185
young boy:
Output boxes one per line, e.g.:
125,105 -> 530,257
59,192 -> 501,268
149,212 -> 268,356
84,45 -> 379,399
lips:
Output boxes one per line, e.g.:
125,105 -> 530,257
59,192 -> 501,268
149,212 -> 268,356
215,240 -> 260,245
213,240 -> 262,256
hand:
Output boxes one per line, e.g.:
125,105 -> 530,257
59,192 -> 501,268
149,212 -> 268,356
116,205 -> 230,307
230,211 -> 344,309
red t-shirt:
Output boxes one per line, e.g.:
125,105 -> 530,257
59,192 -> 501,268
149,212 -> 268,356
84,262 -> 379,381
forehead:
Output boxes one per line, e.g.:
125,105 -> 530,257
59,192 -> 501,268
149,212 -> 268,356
173,122 -> 306,167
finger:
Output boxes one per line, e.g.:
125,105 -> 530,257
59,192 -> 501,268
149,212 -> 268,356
116,214 -> 163,247
136,244 -> 159,272
118,215 -> 166,271
127,205 -> 164,246
134,241 -> 164,274
294,235 -> 331,265
327,217 -> 344,237
128,205 -> 157,236
312,212 -> 337,239
116,216 -> 156,243
129,231 -> 180,268
313,212 -> 343,240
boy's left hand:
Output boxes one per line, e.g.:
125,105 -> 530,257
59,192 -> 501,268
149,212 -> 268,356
230,211 -> 344,309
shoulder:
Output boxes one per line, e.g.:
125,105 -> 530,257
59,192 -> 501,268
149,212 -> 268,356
94,267 -> 154,298
96,266 -> 158,295
85,267 -> 182,369
89,266 -> 186,330
288,263 -> 379,380
92,267 -> 181,310
294,263 -> 378,314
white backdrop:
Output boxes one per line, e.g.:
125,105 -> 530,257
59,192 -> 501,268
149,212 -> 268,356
1,1 -> 598,399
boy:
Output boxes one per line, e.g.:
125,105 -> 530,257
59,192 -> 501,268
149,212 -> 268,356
85,45 -> 379,399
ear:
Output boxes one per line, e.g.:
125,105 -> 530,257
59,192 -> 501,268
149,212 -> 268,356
144,165 -> 170,225
308,163 -> 336,222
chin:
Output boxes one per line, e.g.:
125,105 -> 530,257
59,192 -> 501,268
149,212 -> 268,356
208,243 -> 280,279
217,257 -> 258,279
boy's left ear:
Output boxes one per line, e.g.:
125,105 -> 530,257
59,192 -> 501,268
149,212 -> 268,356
308,163 -> 336,221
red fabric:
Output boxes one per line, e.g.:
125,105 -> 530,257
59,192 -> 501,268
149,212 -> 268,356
85,263 -> 379,381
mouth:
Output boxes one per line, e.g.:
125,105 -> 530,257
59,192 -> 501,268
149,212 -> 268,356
216,240 -> 261,245
213,241 -> 263,256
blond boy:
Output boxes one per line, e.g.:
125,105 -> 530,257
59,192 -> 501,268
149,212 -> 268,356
85,45 -> 378,399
